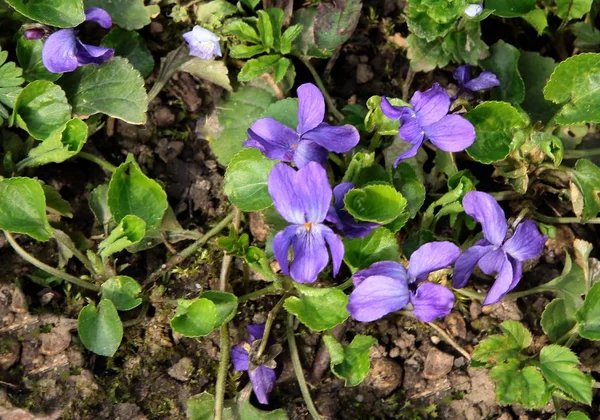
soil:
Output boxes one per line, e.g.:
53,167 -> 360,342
2,1 -> 600,419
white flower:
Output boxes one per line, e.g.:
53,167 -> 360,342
464,4 -> 483,18
183,25 -> 221,60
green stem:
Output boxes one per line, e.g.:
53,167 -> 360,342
286,313 -> 321,420
77,152 -> 118,173
214,323 -> 230,420
256,296 -> 286,359
144,211 -> 235,287
336,278 -> 353,290
534,213 -> 600,224
5,231 -> 100,292
504,286 -> 551,301
489,191 -> 523,201
300,57 -> 344,122
238,284 -> 281,303
453,287 -> 484,301
52,229 -> 99,279
563,148 -> 600,159
368,132 -> 382,152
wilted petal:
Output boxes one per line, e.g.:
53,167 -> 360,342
399,117 -> 425,145
290,227 -> 329,283
75,40 -> 114,66
272,225 -> 297,276
482,254 -> 514,306
249,366 -> 277,405
42,29 -> 79,73
453,65 -> 471,85
353,261 -> 407,287
380,96 -> 408,120
410,282 -> 455,322
407,241 -> 462,283
247,324 -> 265,343
452,243 -> 494,288
297,83 -> 324,134
183,25 -> 221,59
84,7 -> 112,28
268,164 -> 304,224
393,140 -> 424,166
462,191 -> 507,246
503,219 -> 547,262
231,344 -> 250,371
321,225 -> 344,277
295,161 -> 332,223
464,71 -> 500,92
411,83 -> 450,127
303,123 -> 360,153
292,140 -> 328,168
424,114 -> 475,152
348,275 -> 410,322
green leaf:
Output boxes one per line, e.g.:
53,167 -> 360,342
343,227 -> 400,272
572,22 -> 600,50
16,36 -> 60,82
566,412 -> 591,420
518,51 -> 559,124
472,320 -> 532,363
257,10 -> 275,49
187,390 -> 288,420
98,215 -> 146,258
200,290 -> 238,327
465,101 -> 528,164
0,48 -> 24,126
171,298 -> 218,337
59,57 -> 148,124
84,0 -> 150,30
224,148 -> 277,212
223,19 -> 261,44
543,246 -> 588,309
6,0 -> 85,27
344,184 -> 407,224
392,163 -> 426,218
406,35 -> 450,72
0,177 -> 52,241
260,98 -> 299,129
108,154 -> 168,230
538,345 -> 593,404
522,9 -> 548,35
556,0 -> 593,20
576,281 -> 600,340
272,57 -> 291,83
323,335 -> 375,387
490,361 -> 549,408
280,24 -> 303,55
313,0 -> 362,51
239,54 -> 282,82
18,118 -> 88,169
12,80 -> 71,140
365,95 -> 405,134
482,40 -> 525,105
290,8 -> 332,58
100,276 -> 143,311
89,184 -> 112,231
530,132 -> 563,166
77,299 -> 123,356
230,44 -> 266,59
187,392 -> 234,420
195,0 -> 237,30
542,298 -> 577,343
284,285 -> 349,331
403,229 -> 436,258
180,58 -> 232,91
571,159 -> 600,222
440,23 -> 489,66
486,0 -> 536,17
42,184 -> 72,218
543,53 -> 600,125
201,83 -> 277,166
101,28 -> 154,78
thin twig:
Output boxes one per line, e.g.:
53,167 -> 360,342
300,57 -> 344,122
287,313 -> 321,419
255,296 -> 286,359
5,231 -> 100,292
238,284 -> 281,303
402,68 -> 415,102
143,211 -> 235,287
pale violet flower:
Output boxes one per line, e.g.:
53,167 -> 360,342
183,25 -> 221,59
464,4 -> 483,18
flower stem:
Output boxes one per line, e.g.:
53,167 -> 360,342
256,296 -> 286,359
238,284 -> 281,303
143,211 -> 235,287
300,57 -> 344,122
563,148 -> 600,159
533,213 -> 600,224
77,152 -> 118,173
453,287 -> 485,301
286,313 -> 321,420
336,278 -> 353,290
214,323 -> 230,420
5,231 -> 100,292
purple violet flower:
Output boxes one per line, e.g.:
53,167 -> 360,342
380,83 -> 476,166
453,65 -> 500,95
231,324 -> 277,405
244,83 -> 360,168
453,191 -> 547,306
347,242 -> 461,323
183,25 -> 221,59
42,7 -> 114,74
325,182 -> 378,239
23,27 -> 47,40
269,162 -> 344,284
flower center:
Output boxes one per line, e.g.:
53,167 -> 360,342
304,222 -> 312,231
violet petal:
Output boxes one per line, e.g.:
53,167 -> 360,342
268,164 -> 305,224
75,40 -> 114,66
464,71 -> 500,91
482,254 -> 514,306
247,324 -> 266,343
272,225 -> 297,276
321,225 -> 344,277
424,114 -> 476,152
411,83 -> 450,127
462,191 -> 508,246
453,65 -> 471,85
407,241 -> 462,283
231,344 -> 250,371
380,96 -> 406,120
296,83 -> 325,134
502,219 -> 547,262
452,243 -> 494,288
410,282 -> 455,322
292,140 -> 329,168
303,122 -> 360,153
348,275 -> 410,322
399,117 -> 425,145
290,227 -> 329,283
84,7 -> 112,28
353,261 -> 407,287
249,366 -> 277,405
42,29 -> 79,73
295,161 -> 332,223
